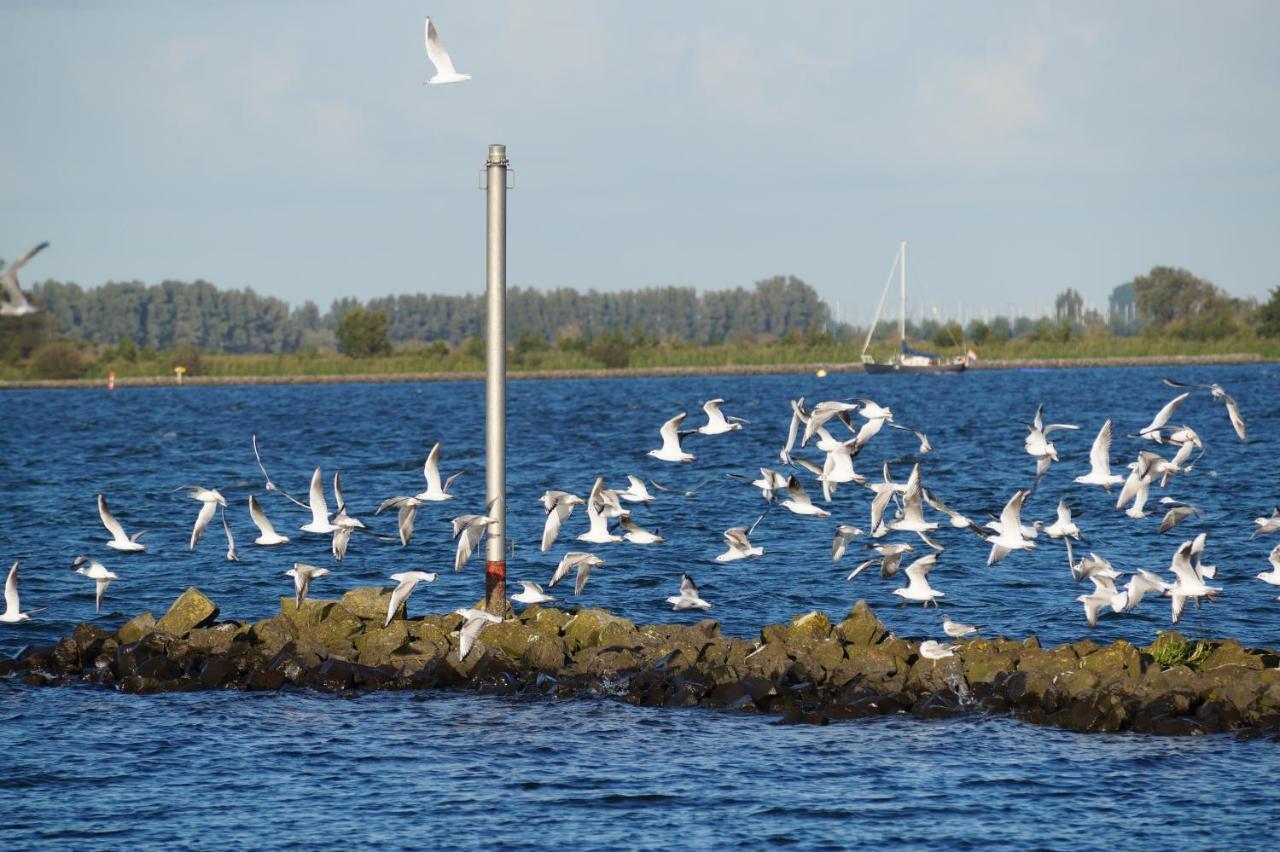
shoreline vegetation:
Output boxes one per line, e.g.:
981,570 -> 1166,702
0,345 -> 1272,390
9,587 -> 1280,737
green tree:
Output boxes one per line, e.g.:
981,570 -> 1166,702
1132,266 -> 1233,329
335,309 -> 392,358
1256,288 -> 1280,338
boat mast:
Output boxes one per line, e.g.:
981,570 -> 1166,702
860,245 -> 901,359
898,240 -> 907,345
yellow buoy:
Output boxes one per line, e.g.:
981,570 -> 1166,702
815,368 -> 828,378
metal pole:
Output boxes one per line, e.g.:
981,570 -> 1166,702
484,143 -> 508,611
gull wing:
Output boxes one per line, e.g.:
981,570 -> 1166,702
248,495 -> 278,537
702,398 -> 727,427
308,468 -> 329,526
1221,391 -> 1247,441
1167,540 -> 1199,587
780,398 -> 804,462
785,475 -> 813,507
998,490 -> 1026,534
424,17 -> 460,77
0,241 -> 48,298
541,499 -> 575,552
900,464 -> 926,524
679,573 -> 699,598
869,487 -> 894,534
4,562 -> 18,615
658,413 -> 687,453
386,576 -> 419,626
1088,420 -> 1114,476
423,443 -> 444,493
190,501 -> 217,550
903,553 -> 938,588
98,494 -> 129,542
458,615 -> 488,661
397,504 -> 418,547
574,558 -> 599,596
454,524 -> 485,572
1147,392 -> 1190,433
221,506 -> 238,561
723,527 -> 752,551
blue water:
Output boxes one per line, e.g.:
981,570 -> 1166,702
2,365 -> 1279,847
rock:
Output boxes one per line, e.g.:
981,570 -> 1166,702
834,601 -> 886,647
340,587 -> 405,623
1202,640 -> 1264,671
186,624 -> 246,656
521,606 -> 572,638
478,620 -> 538,660
575,646 -> 646,677
523,634 -> 567,672
250,614 -> 299,658
1053,668 -> 1101,699
280,598 -> 336,631
312,659 -> 358,691
407,620 -> 452,655
1200,665 -> 1262,713
1081,641 -> 1142,683
357,621 -> 410,667
562,609 -> 639,652
155,588 -> 219,637
961,640 -> 1020,685
785,611 -> 833,649
846,646 -> 901,685
72,623 -> 114,659
304,603 -> 363,659
117,612 -> 156,645
244,668 -> 286,691
742,642 -> 790,681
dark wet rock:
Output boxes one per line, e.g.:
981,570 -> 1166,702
356,621 -> 409,667
834,601 -> 886,647
304,603 -> 363,658
155,588 -> 218,636
1202,640 -> 1264,671
251,613 -> 299,658
117,612 -> 156,645
187,623 -> 247,656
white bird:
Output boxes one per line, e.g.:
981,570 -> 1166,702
620,515 -> 664,544
1073,419 -> 1125,491
539,489 -> 584,552
746,467 -> 789,502
1077,573 -> 1118,627
1065,539 -> 1120,584
1163,377 -> 1247,441
248,495 -> 290,546
985,490 -> 1037,566
779,475 -> 830,518
1157,498 -> 1202,535
71,556 -> 119,613
918,640 -> 957,660
251,434 -> 309,509
511,581 -> 554,607
451,509 -> 494,573
176,485 -> 227,550
942,615 -> 979,639
892,553 -> 944,607
330,502 -> 365,562
922,488 -> 978,531
780,397 -> 806,463
615,476 -> 656,503
578,484 -> 623,545
457,609 -> 502,661
97,494 -> 147,552
1165,538 -> 1221,624
697,398 -> 745,435
384,571 -> 437,627
648,412 -> 695,463
1137,392 -> 1190,443
0,241 -> 47,317
548,551 -> 604,596
0,562 -> 42,623
221,507 -> 238,562
888,422 -> 933,455
300,468 -> 336,534
666,573 -> 711,610
1252,508 -> 1280,539
1115,452 -> 1163,519
1044,499 -> 1080,540
888,464 -> 938,535
1024,405 -> 1079,485
846,543 -> 914,581
377,444 -> 464,546
423,17 -> 471,85
831,524 -> 864,562
1256,544 -> 1280,594
716,515 -> 765,563
285,563 -> 330,608
800,400 -> 858,446
1115,569 -> 1169,613
1188,531 -> 1216,581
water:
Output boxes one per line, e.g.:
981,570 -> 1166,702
2,365 -> 1279,847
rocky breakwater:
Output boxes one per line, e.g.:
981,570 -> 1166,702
5,587 -> 1280,736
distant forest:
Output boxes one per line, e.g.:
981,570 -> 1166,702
26,276 -> 832,354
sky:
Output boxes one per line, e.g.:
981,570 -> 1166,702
2,0 -> 1278,324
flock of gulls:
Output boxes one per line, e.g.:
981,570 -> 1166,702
3,375 -> 1278,665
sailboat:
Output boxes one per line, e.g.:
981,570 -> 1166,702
860,241 -> 967,374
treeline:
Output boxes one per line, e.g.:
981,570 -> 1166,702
23,275 -> 831,354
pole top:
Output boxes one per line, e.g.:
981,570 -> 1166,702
487,144 -> 508,165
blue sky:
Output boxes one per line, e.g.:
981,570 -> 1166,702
2,1 -> 1277,324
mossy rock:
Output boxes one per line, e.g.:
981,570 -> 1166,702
1202,640 -> 1264,671
961,640 -> 1019,685
562,609 -> 639,653
834,601 -> 886,647
1019,646 -> 1081,678
340,587 -> 408,623
524,634 -> 567,672
1081,641 -> 1142,682
742,642 -> 790,681
480,620 -> 539,660
251,613 -> 300,658
906,655 -> 966,694
117,612 -> 156,645
186,623 -> 247,655
846,645 -> 900,682
1053,667 -> 1100,698
155,588 -> 218,637
357,621 -> 410,667
520,606 -> 572,638
306,604 -> 363,659
407,620 -> 452,653
280,598 -> 337,631
785,611 -> 833,649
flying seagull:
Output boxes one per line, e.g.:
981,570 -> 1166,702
831,524 -> 864,562
893,553 -> 944,607
648,412 -> 695,463
1163,377 -> 1247,441
384,571 -> 437,627
846,542 -> 915,581
285,563 -> 330,608
71,556 -> 118,613
716,514 -> 765,562
0,241 -> 48,317
697,399 -> 745,435
451,506 -> 495,572
251,434 -> 309,509
221,506 -> 238,561
97,494 -> 147,552
1256,544 -> 1280,597
176,485 -> 227,550
423,17 -> 471,85
377,443 -> 465,546
666,573 -> 711,610
1073,419 -> 1124,491
457,609 -> 502,661
510,581 -> 554,607
1156,498 -> 1202,535
548,551 -> 604,596
248,495 -> 290,546
539,489 -> 584,552
0,562 -> 43,623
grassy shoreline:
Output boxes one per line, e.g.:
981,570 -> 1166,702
0,352 -> 1268,390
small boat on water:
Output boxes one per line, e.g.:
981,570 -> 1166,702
860,241 -> 967,375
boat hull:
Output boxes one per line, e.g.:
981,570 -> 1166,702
863,361 -> 967,375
